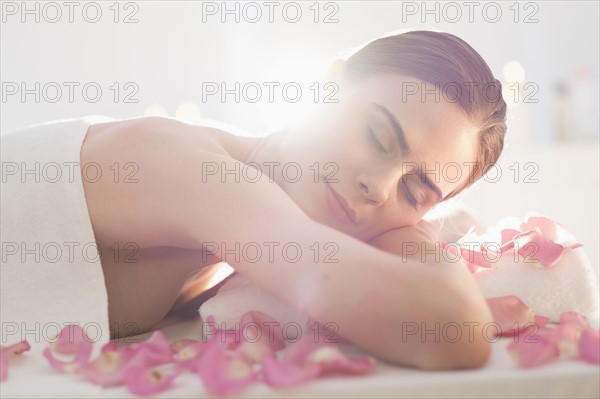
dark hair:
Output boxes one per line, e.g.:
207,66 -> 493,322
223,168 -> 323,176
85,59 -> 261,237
344,30 -> 507,200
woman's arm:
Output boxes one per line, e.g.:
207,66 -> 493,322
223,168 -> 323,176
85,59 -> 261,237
83,117 -> 493,370
425,208 -> 487,244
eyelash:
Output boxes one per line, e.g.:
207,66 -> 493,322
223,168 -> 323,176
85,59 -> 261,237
402,182 -> 419,211
368,123 -> 419,211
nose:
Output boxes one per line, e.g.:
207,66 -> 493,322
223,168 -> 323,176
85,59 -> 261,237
356,169 -> 398,206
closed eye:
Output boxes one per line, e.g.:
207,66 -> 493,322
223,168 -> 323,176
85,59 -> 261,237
401,182 -> 418,211
369,124 -> 388,153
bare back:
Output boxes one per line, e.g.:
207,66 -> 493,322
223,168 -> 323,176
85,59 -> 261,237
80,117 -> 261,337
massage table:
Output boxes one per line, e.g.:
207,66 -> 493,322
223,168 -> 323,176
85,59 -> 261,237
2,312 -> 598,399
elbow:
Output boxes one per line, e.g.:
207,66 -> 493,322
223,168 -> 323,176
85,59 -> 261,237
416,329 -> 492,371
377,301 -> 493,371
387,278 -> 495,370
416,291 -> 494,371
353,262 -> 494,371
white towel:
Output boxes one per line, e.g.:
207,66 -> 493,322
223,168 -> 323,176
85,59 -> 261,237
1,116 -> 114,358
199,218 -> 600,331
199,273 -> 310,339
465,217 -> 600,329
475,247 -> 600,329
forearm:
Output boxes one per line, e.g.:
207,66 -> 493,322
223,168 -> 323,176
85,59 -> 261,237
185,158 -> 492,368
367,221 -> 493,369
209,212 -> 492,369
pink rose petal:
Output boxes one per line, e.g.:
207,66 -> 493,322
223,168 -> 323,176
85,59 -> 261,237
513,230 -> 568,267
534,315 -> 550,329
306,345 -> 375,376
127,331 -> 174,368
43,325 -> 94,374
0,349 -> 6,382
202,315 -> 239,349
280,334 -> 329,365
262,334 -> 374,388
547,313 -> 596,361
500,228 -> 521,246
559,311 -> 590,330
549,323 -> 582,359
520,216 -> 562,242
508,329 -> 559,368
203,324 -> 246,352
520,215 -> 581,247
196,342 -> 258,396
240,311 -> 286,351
261,355 -> 320,388
170,339 -> 206,372
579,328 -> 600,365
52,325 -> 90,353
123,364 -> 181,396
7,341 -> 31,356
234,311 -> 288,364
170,338 -> 202,354
0,340 -> 31,381
81,331 -> 173,387
457,246 -> 495,269
236,340 -> 276,366
486,296 -> 536,337
280,335 -> 374,377
507,309 -> 600,368
452,215 -> 583,272
79,344 -> 135,387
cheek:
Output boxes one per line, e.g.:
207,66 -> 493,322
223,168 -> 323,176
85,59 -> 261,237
313,130 -> 366,169
283,115 -> 370,184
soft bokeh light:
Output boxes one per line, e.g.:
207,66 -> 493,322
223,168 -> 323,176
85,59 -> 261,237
423,196 -> 462,221
256,56 -> 330,130
502,82 -> 521,109
175,101 -> 203,122
503,60 -> 526,84
143,103 -> 169,116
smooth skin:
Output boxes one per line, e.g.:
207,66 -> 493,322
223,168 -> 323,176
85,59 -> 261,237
80,69 -> 494,370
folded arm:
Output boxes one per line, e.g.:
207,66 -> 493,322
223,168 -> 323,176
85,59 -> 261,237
85,116 -> 493,370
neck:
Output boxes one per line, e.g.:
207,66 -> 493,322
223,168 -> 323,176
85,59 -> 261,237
243,129 -> 288,184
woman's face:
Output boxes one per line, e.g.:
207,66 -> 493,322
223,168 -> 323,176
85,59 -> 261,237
275,72 -> 480,242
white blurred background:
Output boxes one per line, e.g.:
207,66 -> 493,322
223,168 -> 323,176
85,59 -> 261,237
1,1 -> 598,276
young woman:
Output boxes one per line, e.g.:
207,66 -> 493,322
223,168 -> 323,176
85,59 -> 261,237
2,30 -> 507,370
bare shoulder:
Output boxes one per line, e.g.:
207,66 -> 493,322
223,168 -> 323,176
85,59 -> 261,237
81,115 -> 304,250
84,116 -> 232,158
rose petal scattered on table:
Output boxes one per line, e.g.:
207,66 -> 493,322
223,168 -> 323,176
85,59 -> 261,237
507,329 -> 559,368
0,340 -> 31,381
261,354 -> 321,388
123,363 -> 182,396
486,296 -> 536,337
196,338 -> 259,397
579,328 -> 600,365
43,325 -> 94,374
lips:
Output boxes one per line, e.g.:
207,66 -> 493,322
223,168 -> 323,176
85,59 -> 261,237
325,182 -> 357,224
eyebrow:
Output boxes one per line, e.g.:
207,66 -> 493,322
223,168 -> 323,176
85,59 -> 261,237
370,101 -> 444,202
371,102 -> 410,156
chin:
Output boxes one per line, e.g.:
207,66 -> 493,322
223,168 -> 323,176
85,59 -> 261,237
282,180 -> 366,238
